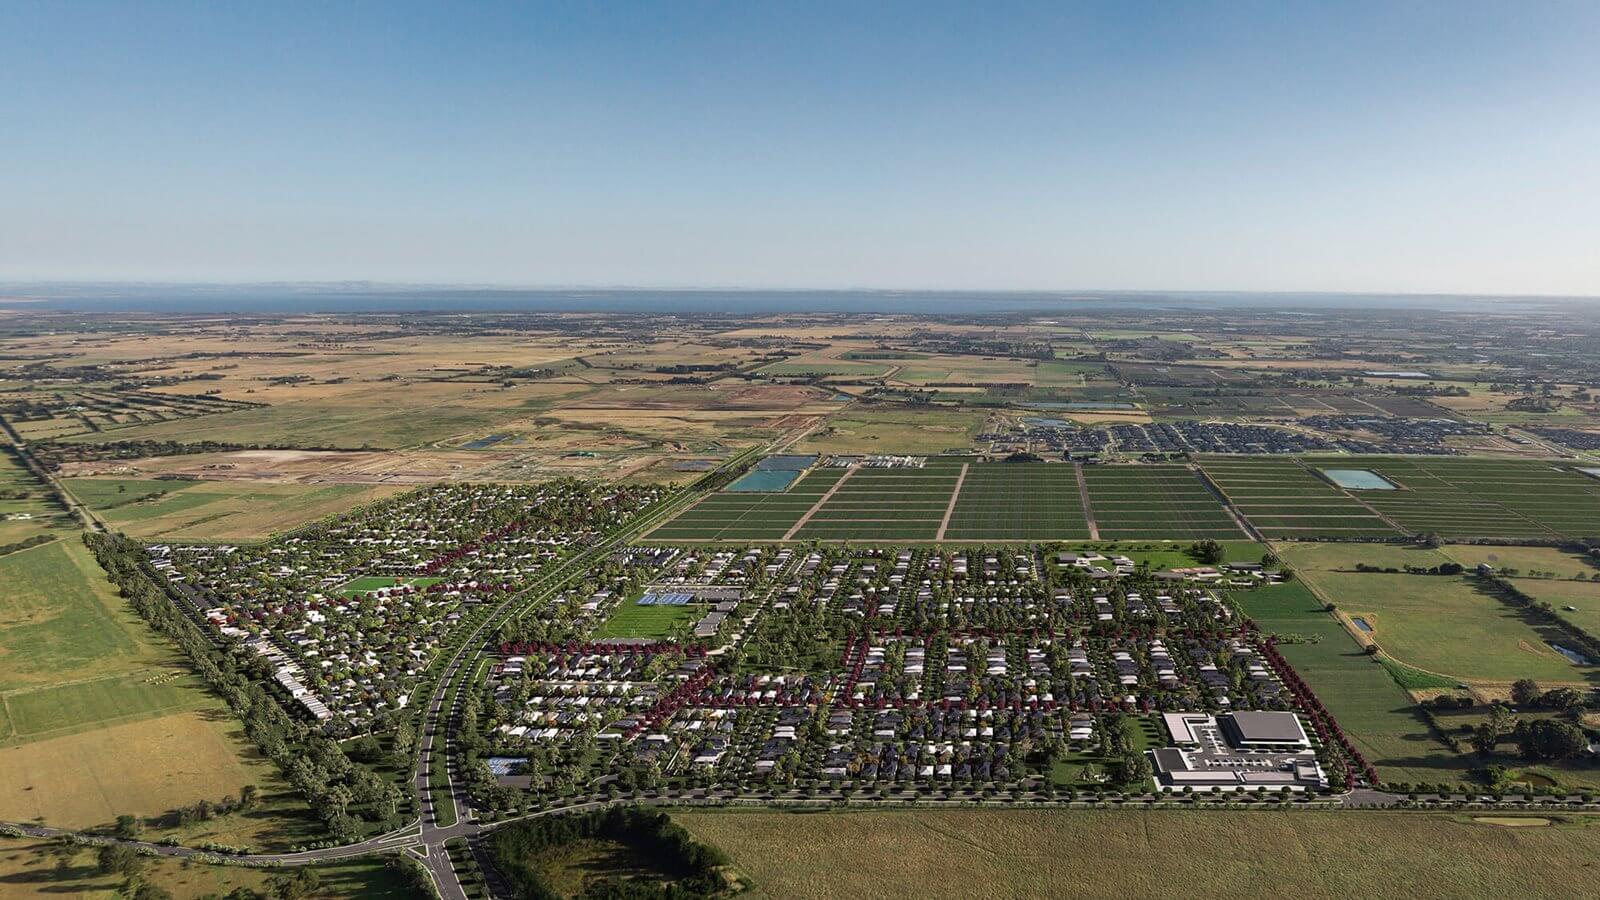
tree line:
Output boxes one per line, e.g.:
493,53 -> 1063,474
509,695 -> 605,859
85,533 -> 403,845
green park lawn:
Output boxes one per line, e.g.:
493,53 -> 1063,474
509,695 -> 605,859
593,601 -> 704,639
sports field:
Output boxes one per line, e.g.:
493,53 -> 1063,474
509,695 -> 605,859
677,809 -> 1600,900
593,599 -> 705,638
338,575 -> 444,595
1082,464 -> 1242,539
1349,458 -> 1600,539
1199,457 -> 1399,538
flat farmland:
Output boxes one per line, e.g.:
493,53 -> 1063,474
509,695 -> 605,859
0,711 -> 287,833
1232,582 -> 1466,785
677,809 -> 1600,900
756,359 -> 893,378
0,540 -> 314,838
1487,578 -> 1600,634
1083,464 -> 1242,539
646,467 -> 845,541
1439,545 -> 1600,581
793,462 -> 964,541
648,454 -> 1600,545
0,451 -> 72,544
63,477 -> 406,542
1331,574 -> 1596,685
1272,541 -> 1452,573
942,462 -> 1089,541
58,379 -> 548,450
1199,457 -> 1399,538
655,459 -> 1455,543
0,541 -> 162,693
792,408 -> 986,455
1352,457 -> 1600,539
2,670 -> 213,743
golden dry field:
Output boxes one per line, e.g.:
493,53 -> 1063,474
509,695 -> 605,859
0,712 -> 284,834
0,540 -> 316,841
677,809 -> 1600,900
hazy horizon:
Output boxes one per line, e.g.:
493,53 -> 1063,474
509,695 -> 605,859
3,281 -> 1594,316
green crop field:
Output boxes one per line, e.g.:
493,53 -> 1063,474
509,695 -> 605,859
942,462 -> 1089,540
651,455 -> 1600,545
655,460 -> 1101,542
647,467 -> 844,540
1231,581 -> 1466,784
3,671 -> 213,743
0,451 -> 73,544
1199,457 -> 1399,538
1083,464 -> 1242,539
62,476 -> 197,509
677,809 -> 1600,900
0,539 -> 302,835
0,541 -> 161,694
1293,571 -> 1596,686
791,462 -> 964,541
1348,457 -> 1600,539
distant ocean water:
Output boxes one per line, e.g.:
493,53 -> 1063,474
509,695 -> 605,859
0,284 -> 1585,315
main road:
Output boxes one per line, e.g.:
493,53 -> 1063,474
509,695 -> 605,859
407,423 -> 819,897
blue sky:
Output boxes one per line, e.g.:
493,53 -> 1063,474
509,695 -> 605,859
2,1 -> 1597,294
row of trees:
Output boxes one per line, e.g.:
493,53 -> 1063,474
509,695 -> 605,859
1483,575 -> 1600,670
86,533 -> 400,844
1352,561 -> 1465,576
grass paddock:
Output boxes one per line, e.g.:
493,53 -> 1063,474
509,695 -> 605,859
676,808 -> 1600,899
